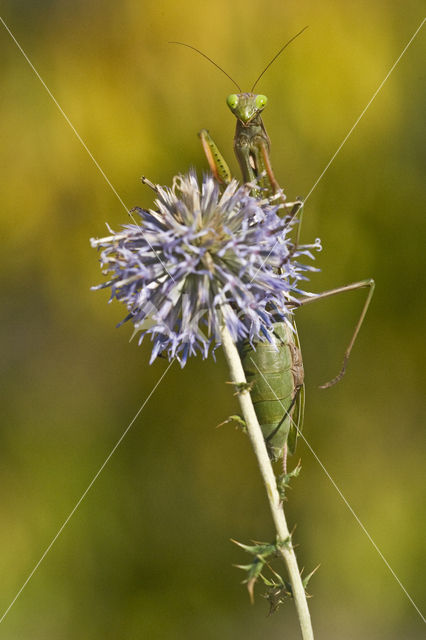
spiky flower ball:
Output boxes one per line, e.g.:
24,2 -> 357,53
91,171 -> 321,365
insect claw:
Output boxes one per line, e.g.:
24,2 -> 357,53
319,360 -> 348,389
283,199 -> 304,224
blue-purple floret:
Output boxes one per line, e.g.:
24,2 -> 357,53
91,171 -> 321,365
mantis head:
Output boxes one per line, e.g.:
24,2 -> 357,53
226,93 -> 268,125
171,28 -> 307,126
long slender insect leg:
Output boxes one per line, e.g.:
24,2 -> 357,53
258,139 -> 282,195
255,139 -> 301,216
296,278 -> 375,388
198,129 -> 232,184
249,137 -> 285,204
281,198 -> 304,225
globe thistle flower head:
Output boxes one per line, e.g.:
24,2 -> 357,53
91,171 -> 321,365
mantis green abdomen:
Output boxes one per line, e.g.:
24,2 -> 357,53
239,322 -> 304,462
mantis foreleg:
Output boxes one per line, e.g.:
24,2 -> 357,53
198,129 -> 231,184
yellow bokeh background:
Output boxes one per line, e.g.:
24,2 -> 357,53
1,1 -> 424,638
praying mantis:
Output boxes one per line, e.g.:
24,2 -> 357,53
173,33 -> 375,464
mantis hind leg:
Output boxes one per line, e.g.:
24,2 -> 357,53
198,129 -> 231,184
296,278 -> 375,388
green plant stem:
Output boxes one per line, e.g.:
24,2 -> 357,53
220,324 -> 314,640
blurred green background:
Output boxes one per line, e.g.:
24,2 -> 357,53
1,1 -> 425,638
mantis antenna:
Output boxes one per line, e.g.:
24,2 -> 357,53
251,26 -> 309,92
169,41 -> 242,91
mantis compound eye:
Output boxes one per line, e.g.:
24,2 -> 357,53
255,94 -> 268,110
226,94 -> 239,110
